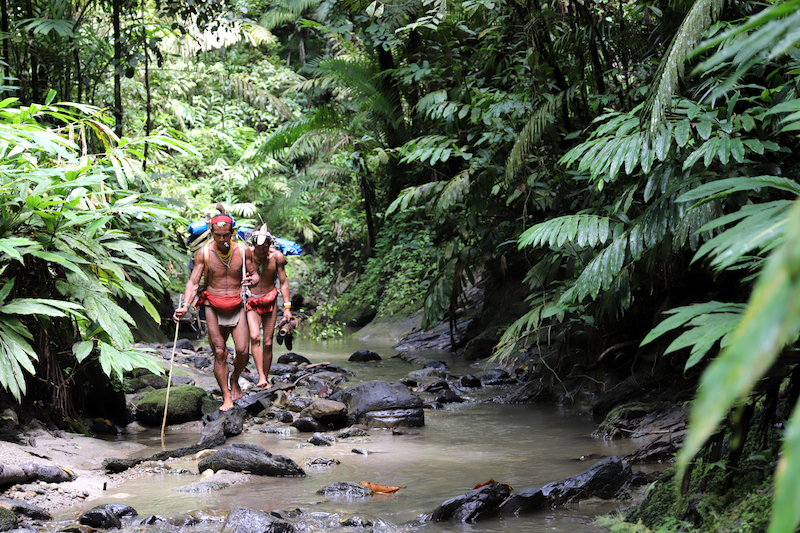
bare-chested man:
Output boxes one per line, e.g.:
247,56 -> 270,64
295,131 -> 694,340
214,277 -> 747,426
173,210 -> 259,411
245,225 -> 292,387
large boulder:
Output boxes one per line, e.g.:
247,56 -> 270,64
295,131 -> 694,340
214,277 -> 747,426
430,483 -> 511,523
541,456 -> 631,505
79,504 -> 137,529
222,508 -> 294,533
133,385 -> 211,426
198,443 -> 305,477
330,381 -> 424,428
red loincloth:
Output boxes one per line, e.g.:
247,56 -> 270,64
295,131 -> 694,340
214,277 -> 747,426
195,291 -> 243,314
246,288 -> 279,314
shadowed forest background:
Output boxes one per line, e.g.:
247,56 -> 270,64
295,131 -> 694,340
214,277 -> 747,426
3,0 -> 800,532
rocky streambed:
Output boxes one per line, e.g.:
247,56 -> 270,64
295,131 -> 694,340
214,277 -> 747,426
0,337 -> 687,533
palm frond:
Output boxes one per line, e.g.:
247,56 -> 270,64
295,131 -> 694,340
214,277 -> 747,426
642,0 -> 727,134
505,91 -> 566,183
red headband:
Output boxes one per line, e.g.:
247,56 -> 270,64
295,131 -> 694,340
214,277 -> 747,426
211,214 -> 234,227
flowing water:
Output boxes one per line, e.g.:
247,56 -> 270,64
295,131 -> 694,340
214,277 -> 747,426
53,333 -> 653,533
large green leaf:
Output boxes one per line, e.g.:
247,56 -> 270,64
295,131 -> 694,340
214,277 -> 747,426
677,199 -> 800,533
517,215 -> 611,249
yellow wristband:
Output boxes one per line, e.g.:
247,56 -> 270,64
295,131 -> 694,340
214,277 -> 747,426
283,303 -> 291,308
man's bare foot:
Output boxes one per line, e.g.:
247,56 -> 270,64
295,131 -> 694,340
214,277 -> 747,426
231,379 -> 243,401
220,400 -> 234,411
256,378 -> 269,388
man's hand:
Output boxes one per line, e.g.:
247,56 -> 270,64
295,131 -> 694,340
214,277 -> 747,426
173,303 -> 189,322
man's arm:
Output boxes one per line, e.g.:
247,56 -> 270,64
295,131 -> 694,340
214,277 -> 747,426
173,250 -> 205,320
277,251 -> 291,319
243,245 -> 260,287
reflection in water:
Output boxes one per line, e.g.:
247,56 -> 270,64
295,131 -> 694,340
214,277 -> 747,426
55,334 -> 647,532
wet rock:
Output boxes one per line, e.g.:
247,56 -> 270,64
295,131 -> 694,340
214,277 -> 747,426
198,406 -> 246,447
308,433 -> 336,446
198,443 -> 305,477
624,435 -> 684,463
330,381 -> 424,428
317,481 -> 373,498
418,380 -> 449,392
424,360 -> 448,370
341,516 -> 373,527
275,412 -> 294,423
435,390 -> 465,404
286,397 -> 315,413
460,375 -> 481,388
133,385 -> 210,426
277,353 -> 310,365
222,507 -> 294,533
336,427 -> 368,438
348,350 -> 381,362
299,400 -> 348,428
0,498 -> 51,520
177,481 -> 231,493
542,456 -> 631,505
408,368 -> 446,381
302,457 -> 340,468
292,417 -> 328,433
498,487 -> 546,516
293,375 -> 343,397
125,372 -> 168,392
475,368 -> 513,386
352,448 -> 369,455
79,503 -> 137,529
430,482 -> 511,523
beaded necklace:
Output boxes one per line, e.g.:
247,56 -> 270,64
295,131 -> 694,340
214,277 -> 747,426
214,242 -> 234,269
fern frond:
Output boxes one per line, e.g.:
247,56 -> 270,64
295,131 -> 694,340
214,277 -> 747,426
517,214 -> 611,249
642,0 -> 727,134
692,200 -> 795,272
677,175 -> 800,207
505,91 -> 566,183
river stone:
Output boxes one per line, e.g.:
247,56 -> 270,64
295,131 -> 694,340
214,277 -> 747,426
542,455 -> 631,505
177,481 -> 231,493
308,432 -> 336,446
198,406 -> 246,447
348,350 -> 382,362
79,503 -> 137,529
498,487 -> 547,516
430,482 -> 511,523
198,443 -> 305,477
222,507 -> 294,533
0,498 -> 50,520
460,375 -> 481,388
330,381 -> 424,428
291,417 -> 328,433
407,368 -> 446,381
418,379 -> 449,392
134,385 -> 209,426
317,481 -> 373,498
299,399 -> 347,420
435,390 -> 465,403
286,397 -> 315,412
277,353 -> 310,365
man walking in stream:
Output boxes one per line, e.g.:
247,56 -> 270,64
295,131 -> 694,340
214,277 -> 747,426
173,206 -> 259,411
246,224 -> 293,387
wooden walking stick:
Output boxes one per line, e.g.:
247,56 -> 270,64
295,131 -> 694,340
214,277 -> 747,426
161,296 -> 183,451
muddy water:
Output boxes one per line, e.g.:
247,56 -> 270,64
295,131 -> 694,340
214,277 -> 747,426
59,334 -> 650,532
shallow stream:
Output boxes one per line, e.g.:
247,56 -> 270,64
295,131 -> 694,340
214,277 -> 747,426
55,334 -> 651,533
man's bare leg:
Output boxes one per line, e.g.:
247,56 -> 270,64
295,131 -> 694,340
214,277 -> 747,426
247,310 -> 268,387
206,308 -> 235,411
261,306 -> 278,380
229,308 -> 250,402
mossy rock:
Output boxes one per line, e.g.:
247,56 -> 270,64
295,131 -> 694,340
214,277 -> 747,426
0,507 -> 17,531
133,385 -> 209,426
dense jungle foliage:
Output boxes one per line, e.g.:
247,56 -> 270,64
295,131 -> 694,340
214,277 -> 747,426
3,0 -> 800,531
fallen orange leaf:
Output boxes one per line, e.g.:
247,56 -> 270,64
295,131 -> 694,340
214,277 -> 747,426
359,481 -> 407,493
